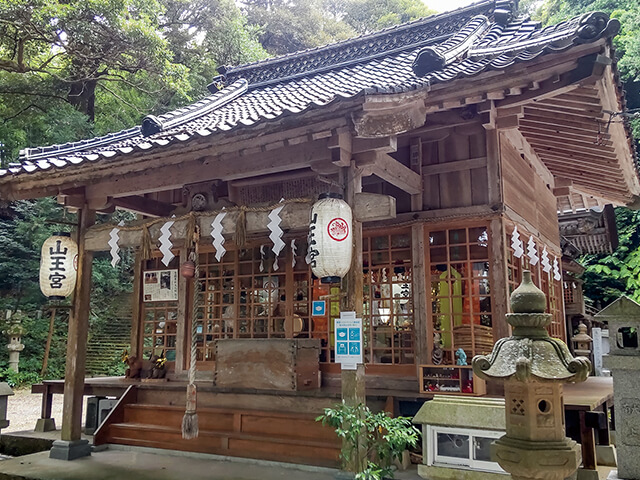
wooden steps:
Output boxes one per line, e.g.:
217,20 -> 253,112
98,403 -> 341,467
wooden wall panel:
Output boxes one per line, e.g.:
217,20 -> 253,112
421,128 -> 489,211
501,132 -> 559,246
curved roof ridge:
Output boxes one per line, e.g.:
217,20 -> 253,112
214,0 -> 497,89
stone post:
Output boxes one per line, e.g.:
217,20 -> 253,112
596,296 -> 640,480
472,271 -> 591,480
5,311 -> 25,373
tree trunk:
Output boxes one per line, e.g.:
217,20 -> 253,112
68,79 -> 97,122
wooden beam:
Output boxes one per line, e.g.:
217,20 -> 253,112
111,195 -> 176,218
362,152 -> 422,195
352,136 -> 397,154
423,157 -> 487,176
86,138 -> 333,200
61,207 -> 95,444
84,193 -> 397,251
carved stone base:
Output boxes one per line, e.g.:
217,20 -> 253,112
492,436 -> 581,480
49,439 -> 91,461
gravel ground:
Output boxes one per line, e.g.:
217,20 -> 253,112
5,388 -> 65,433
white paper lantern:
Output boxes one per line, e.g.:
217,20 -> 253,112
308,193 -> 353,283
39,232 -> 78,300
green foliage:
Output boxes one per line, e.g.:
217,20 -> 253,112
582,208 -> 640,308
341,0 -> 435,34
317,402 -> 420,480
0,367 -> 41,388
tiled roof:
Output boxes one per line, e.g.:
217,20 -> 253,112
0,1 -> 620,179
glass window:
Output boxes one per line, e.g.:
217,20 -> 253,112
363,230 -> 414,365
428,226 -> 493,365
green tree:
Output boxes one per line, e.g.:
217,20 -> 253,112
242,0 -> 356,56
341,0 -> 435,35
582,208 -> 640,308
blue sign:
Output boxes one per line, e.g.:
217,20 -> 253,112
334,312 -> 363,369
312,300 -> 326,316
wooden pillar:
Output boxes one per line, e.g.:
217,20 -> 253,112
130,251 -> 143,357
411,223 -> 429,369
341,159 -> 366,473
489,217 -> 510,341
61,207 -> 95,441
175,248 -> 188,374
341,160 -> 365,405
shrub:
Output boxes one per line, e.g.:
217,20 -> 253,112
317,401 -> 420,480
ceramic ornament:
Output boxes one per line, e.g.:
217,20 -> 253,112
541,246 -> 551,273
511,226 -> 524,258
553,257 -> 561,281
291,239 -> 297,268
159,220 -> 175,266
211,210 -> 227,262
527,236 -> 539,266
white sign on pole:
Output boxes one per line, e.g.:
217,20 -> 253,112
592,327 -> 603,376
335,311 -> 363,370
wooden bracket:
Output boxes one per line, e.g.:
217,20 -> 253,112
355,151 -> 422,195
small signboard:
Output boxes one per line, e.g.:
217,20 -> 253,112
335,311 -> 363,370
592,327 -> 603,376
312,300 -> 326,316
143,269 -> 178,302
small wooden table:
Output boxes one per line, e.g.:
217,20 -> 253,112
564,377 -> 614,474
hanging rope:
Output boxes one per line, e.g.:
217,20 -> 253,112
182,227 -> 201,439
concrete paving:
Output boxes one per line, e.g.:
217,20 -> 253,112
0,445 -> 424,480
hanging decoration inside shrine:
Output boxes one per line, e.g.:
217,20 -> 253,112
260,245 -> 266,272
211,210 -> 226,262
511,226 -> 524,258
527,236 -> 539,265
308,193 -> 352,283
541,246 -> 552,274
553,258 -> 561,281
39,232 -> 78,300
159,220 -> 175,266
268,203 -> 285,271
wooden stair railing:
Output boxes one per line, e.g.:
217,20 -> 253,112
93,384 -> 138,446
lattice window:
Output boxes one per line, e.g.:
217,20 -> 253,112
362,231 -> 414,365
428,226 -> 493,365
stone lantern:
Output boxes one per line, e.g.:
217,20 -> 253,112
472,271 -> 591,480
572,322 -> 593,358
4,312 -> 26,373
596,296 -> 640,480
